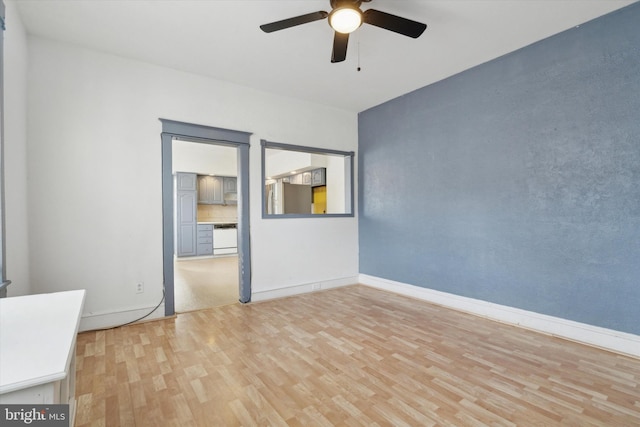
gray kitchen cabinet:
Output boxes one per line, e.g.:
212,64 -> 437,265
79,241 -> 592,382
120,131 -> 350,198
302,172 -> 311,185
176,173 -> 197,257
198,175 -> 224,204
289,172 -> 310,185
196,224 -> 214,256
311,168 -> 326,187
223,177 -> 238,205
223,177 -> 237,193
177,171 -> 197,191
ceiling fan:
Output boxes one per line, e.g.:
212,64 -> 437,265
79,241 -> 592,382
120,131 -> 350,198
260,0 -> 427,63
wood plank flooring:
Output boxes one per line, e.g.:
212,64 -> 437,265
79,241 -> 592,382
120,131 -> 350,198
75,285 -> 640,426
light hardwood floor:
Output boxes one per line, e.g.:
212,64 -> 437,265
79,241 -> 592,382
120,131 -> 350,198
174,256 -> 239,312
75,285 -> 640,426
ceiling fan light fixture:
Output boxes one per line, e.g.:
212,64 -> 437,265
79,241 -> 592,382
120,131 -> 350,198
329,7 -> 363,34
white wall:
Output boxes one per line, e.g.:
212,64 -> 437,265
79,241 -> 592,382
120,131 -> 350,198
325,154 -> 347,214
172,140 -> 237,176
26,37 -> 358,324
4,1 -> 30,296
265,149 -> 311,177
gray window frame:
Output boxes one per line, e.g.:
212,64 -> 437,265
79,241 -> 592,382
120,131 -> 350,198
261,139 -> 355,219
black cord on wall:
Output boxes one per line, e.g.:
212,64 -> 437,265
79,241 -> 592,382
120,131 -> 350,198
90,286 -> 166,332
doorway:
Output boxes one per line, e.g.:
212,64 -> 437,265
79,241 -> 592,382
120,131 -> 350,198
160,119 -> 252,316
173,141 -> 239,312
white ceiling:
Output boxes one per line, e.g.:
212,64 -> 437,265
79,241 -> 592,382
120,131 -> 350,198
14,0 -> 636,112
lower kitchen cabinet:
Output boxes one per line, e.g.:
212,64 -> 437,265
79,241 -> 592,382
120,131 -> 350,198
196,224 -> 214,256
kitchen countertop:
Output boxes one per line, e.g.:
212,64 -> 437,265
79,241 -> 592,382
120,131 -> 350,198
197,221 -> 237,225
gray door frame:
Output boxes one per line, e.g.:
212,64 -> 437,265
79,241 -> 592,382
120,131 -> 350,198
160,119 -> 252,316
0,1 -> 10,298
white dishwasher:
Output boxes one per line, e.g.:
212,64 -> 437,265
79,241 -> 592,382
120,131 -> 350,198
213,223 -> 238,255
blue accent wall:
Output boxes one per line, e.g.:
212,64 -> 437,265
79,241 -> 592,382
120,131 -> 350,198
358,3 -> 640,335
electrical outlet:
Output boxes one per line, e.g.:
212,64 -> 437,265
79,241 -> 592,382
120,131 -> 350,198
312,283 -> 321,291
136,282 -> 144,294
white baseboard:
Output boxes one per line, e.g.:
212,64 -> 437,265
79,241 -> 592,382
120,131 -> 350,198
251,276 -> 358,303
79,303 -> 166,332
359,274 -> 640,359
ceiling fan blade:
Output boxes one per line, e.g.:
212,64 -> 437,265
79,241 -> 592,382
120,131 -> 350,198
363,9 -> 427,38
331,32 -> 349,63
260,11 -> 328,33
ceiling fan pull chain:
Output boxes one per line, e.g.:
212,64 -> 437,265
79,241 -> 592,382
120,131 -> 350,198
357,31 -> 362,71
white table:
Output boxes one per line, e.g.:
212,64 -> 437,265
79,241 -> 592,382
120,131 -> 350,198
0,290 -> 86,424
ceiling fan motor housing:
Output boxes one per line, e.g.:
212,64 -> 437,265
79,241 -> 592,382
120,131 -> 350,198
330,0 -> 365,8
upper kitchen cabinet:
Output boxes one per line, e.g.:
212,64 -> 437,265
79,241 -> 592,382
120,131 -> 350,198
284,171 -> 311,185
311,168 -> 326,187
303,172 -> 312,185
198,175 -> 224,204
223,177 -> 238,205
177,172 -> 197,191
223,177 -> 237,193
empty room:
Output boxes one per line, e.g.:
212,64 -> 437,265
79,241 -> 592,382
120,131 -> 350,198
1,1 -> 639,426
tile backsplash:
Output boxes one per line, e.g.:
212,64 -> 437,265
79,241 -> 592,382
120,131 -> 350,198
197,204 -> 238,222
